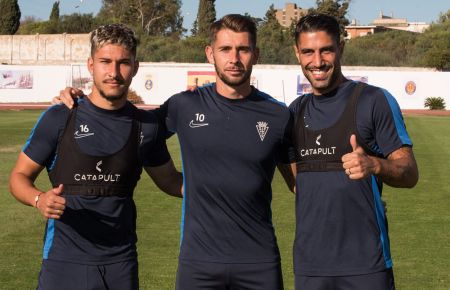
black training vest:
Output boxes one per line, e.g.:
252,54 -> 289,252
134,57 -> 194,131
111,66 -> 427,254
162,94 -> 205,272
49,107 -> 142,196
293,82 -> 377,172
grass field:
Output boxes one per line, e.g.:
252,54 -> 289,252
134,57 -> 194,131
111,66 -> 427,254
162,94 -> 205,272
0,110 -> 449,289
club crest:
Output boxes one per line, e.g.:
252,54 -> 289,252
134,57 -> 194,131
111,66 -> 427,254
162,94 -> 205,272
256,121 -> 269,141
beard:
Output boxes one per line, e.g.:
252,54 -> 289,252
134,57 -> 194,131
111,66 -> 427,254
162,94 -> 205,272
98,90 -> 125,102
303,63 -> 341,94
94,78 -> 127,102
215,64 -> 253,87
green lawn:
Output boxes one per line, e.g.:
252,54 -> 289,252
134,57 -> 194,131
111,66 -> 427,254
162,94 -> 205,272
0,110 -> 449,289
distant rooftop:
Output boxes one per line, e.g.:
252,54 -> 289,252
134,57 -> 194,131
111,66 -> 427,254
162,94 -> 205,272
372,11 -> 408,26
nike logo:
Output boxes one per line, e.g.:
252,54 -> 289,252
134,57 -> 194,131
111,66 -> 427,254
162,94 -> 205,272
74,131 -> 95,139
189,120 -> 209,128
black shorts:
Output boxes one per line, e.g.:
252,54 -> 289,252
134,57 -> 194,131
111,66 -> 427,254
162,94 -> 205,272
176,259 -> 284,290
37,259 -> 139,290
295,268 -> 395,290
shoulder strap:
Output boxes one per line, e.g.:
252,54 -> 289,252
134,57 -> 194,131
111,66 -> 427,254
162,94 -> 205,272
55,107 -> 77,151
292,94 -> 312,149
128,103 -> 143,157
350,82 -> 383,158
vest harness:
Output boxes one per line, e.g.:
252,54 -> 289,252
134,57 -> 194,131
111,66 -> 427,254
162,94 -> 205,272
293,82 -> 379,172
49,106 -> 142,196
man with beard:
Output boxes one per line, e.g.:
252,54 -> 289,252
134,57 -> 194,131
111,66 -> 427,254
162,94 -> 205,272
289,14 -> 418,290
160,14 -> 293,290
55,14 -> 294,290
9,24 -> 182,290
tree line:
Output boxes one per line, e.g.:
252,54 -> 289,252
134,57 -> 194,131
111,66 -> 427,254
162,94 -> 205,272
1,0 -> 449,70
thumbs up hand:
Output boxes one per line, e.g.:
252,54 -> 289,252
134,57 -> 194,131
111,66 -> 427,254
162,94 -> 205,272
342,134 -> 376,180
350,134 -> 364,153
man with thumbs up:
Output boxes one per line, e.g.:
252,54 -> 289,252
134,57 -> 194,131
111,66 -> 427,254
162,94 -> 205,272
289,14 -> 418,290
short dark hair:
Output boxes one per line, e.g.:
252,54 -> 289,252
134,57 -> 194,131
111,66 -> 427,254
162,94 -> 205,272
294,13 -> 340,46
209,14 -> 257,49
90,24 -> 138,58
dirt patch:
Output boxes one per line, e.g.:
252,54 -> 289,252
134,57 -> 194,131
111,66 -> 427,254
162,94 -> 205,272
0,103 -> 158,110
0,145 -> 22,153
0,103 -> 51,110
402,109 -> 450,116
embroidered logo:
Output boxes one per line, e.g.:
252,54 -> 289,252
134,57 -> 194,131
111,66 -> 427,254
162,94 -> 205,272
74,131 -> 94,138
74,124 -> 94,139
256,121 -> 269,141
189,120 -> 209,128
316,134 -> 322,146
189,113 -> 209,128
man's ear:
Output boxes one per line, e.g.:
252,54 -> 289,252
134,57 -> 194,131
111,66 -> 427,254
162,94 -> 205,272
205,45 -> 214,64
293,44 -> 301,63
338,41 -> 345,59
133,60 -> 139,77
87,57 -> 94,75
252,47 -> 260,64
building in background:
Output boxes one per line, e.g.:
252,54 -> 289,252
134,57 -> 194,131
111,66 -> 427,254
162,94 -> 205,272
371,11 -> 429,33
274,5 -> 429,39
345,11 -> 430,39
275,3 -> 308,28
345,18 -> 389,40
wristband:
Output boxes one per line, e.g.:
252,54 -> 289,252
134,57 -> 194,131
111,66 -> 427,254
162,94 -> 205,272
34,192 -> 43,208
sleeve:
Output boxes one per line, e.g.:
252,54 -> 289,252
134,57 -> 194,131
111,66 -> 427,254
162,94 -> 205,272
286,97 -> 304,163
22,105 -> 68,167
278,111 -> 294,164
358,86 -> 412,158
159,94 -> 179,134
139,111 -> 172,167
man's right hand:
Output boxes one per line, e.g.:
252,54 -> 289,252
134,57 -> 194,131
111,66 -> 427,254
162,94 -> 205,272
51,87 -> 84,109
36,184 -> 66,219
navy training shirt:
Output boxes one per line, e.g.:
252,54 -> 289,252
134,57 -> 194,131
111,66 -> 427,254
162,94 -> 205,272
158,84 -> 292,263
23,97 -> 171,264
289,80 -> 413,276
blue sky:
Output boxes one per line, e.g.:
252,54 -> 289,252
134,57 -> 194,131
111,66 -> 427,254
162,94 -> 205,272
18,0 -> 449,30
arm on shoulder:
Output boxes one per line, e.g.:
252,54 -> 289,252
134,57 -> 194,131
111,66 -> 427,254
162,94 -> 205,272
144,159 -> 183,198
52,87 -> 84,109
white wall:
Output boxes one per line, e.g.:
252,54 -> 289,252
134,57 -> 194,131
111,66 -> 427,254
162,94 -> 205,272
1,63 -> 448,109
0,34 -> 90,65
0,65 -> 71,102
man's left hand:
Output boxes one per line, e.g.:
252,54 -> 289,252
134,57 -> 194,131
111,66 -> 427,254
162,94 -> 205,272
342,134 -> 379,180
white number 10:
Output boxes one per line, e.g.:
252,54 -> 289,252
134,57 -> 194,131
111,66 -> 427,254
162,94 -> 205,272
195,113 -> 205,122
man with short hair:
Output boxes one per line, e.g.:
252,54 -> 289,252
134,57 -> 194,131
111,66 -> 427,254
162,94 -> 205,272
161,14 -> 293,290
289,14 -> 419,290
56,14 -> 294,290
9,24 -> 182,290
